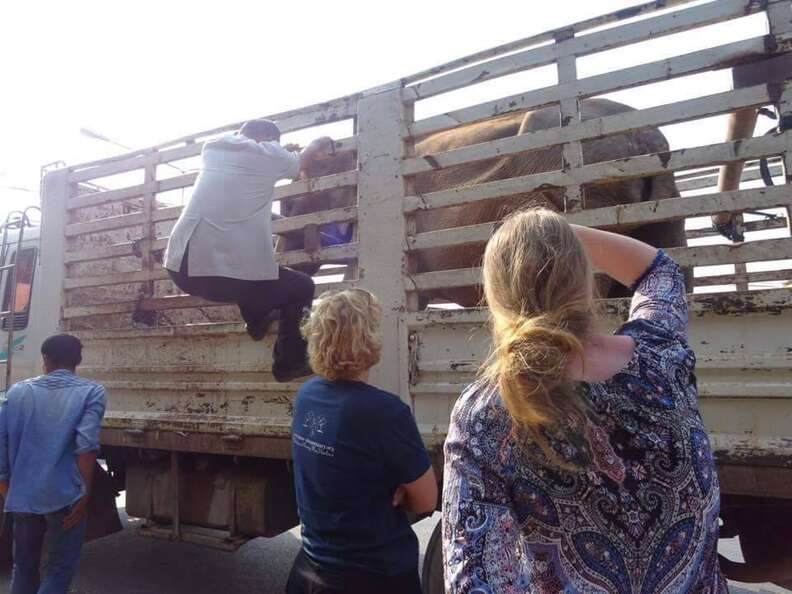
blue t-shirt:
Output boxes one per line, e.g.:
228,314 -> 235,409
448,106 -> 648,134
291,377 -> 431,576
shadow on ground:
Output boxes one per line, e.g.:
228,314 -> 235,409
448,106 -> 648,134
0,510 -> 788,593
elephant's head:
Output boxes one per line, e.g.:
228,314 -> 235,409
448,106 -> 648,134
280,149 -> 357,219
279,147 -> 358,254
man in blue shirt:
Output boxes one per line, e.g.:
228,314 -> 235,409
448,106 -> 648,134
0,334 -> 106,594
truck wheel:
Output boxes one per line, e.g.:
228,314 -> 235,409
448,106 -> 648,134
422,519 -> 444,594
723,500 -> 792,587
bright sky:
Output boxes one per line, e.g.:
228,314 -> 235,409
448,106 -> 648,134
0,0 -> 774,223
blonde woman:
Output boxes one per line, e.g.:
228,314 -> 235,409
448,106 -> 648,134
442,209 -> 724,593
287,289 -> 437,594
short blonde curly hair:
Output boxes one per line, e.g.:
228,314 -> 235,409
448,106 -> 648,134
301,289 -> 381,381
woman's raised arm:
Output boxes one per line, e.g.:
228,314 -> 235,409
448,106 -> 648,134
571,224 -> 658,289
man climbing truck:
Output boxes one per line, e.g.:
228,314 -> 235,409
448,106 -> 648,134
165,120 -> 335,382
2,0 -> 792,589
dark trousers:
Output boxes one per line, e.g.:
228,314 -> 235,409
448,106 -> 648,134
286,549 -> 423,594
11,510 -> 87,594
168,250 -> 315,371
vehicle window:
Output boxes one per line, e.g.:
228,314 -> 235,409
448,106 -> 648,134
2,247 -> 37,330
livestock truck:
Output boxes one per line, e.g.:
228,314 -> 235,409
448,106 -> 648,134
2,0 -> 792,589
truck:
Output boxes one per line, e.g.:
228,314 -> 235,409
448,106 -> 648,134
2,0 -> 791,589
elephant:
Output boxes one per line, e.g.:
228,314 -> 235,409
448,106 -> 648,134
279,98 -> 687,307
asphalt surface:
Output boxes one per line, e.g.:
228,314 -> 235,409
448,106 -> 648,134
0,505 -> 787,594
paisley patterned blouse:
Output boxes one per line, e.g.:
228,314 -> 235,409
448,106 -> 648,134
442,251 -> 725,594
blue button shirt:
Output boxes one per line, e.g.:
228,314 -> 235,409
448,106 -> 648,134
0,370 -> 106,514
292,377 -> 431,576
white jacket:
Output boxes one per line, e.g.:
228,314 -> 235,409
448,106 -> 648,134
164,134 -> 299,281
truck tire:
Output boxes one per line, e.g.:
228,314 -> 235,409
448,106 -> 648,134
722,499 -> 792,587
422,519 -> 444,594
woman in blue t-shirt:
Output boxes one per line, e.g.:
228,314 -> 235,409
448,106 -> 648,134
287,288 -> 437,594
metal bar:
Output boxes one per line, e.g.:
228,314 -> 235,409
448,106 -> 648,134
401,0 -> 702,87
408,238 -> 792,291
141,163 -> 157,310
408,0 -> 766,101
65,136 -> 359,195
65,170 -> 357,236
64,232 -> 356,267
677,162 -> 784,193
404,133 -> 792,214
556,30 -> 585,212
62,280 -> 354,320
171,451 -> 180,539
273,170 -> 358,203
64,239 -> 169,265
404,288 -> 792,328
272,207 -> 358,235
64,207 -> 181,237
67,104 -> 359,182
68,174 -> 196,211
62,201 -> 355,244
63,268 -> 170,290
672,237 -> 792,267
407,185 -> 792,254
277,242 -> 358,267
566,185 -> 792,230
100,379 -> 303,393
695,268 -> 792,287
687,217 -> 788,240
354,88 -> 411,396
403,85 -> 772,176
411,36 -> 773,138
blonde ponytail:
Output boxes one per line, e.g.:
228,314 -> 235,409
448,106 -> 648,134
481,208 -> 596,463
487,314 -> 583,430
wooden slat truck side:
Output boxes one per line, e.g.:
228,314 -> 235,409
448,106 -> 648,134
6,0 -> 792,587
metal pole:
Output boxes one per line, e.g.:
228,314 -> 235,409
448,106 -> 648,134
4,211 -> 28,392
170,451 -> 181,539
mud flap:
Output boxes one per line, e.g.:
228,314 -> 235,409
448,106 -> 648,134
86,463 -> 123,542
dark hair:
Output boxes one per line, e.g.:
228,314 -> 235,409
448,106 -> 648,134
41,334 -> 83,369
239,119 -> 281,142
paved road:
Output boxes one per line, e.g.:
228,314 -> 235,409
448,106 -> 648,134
0,506 -> 787,593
